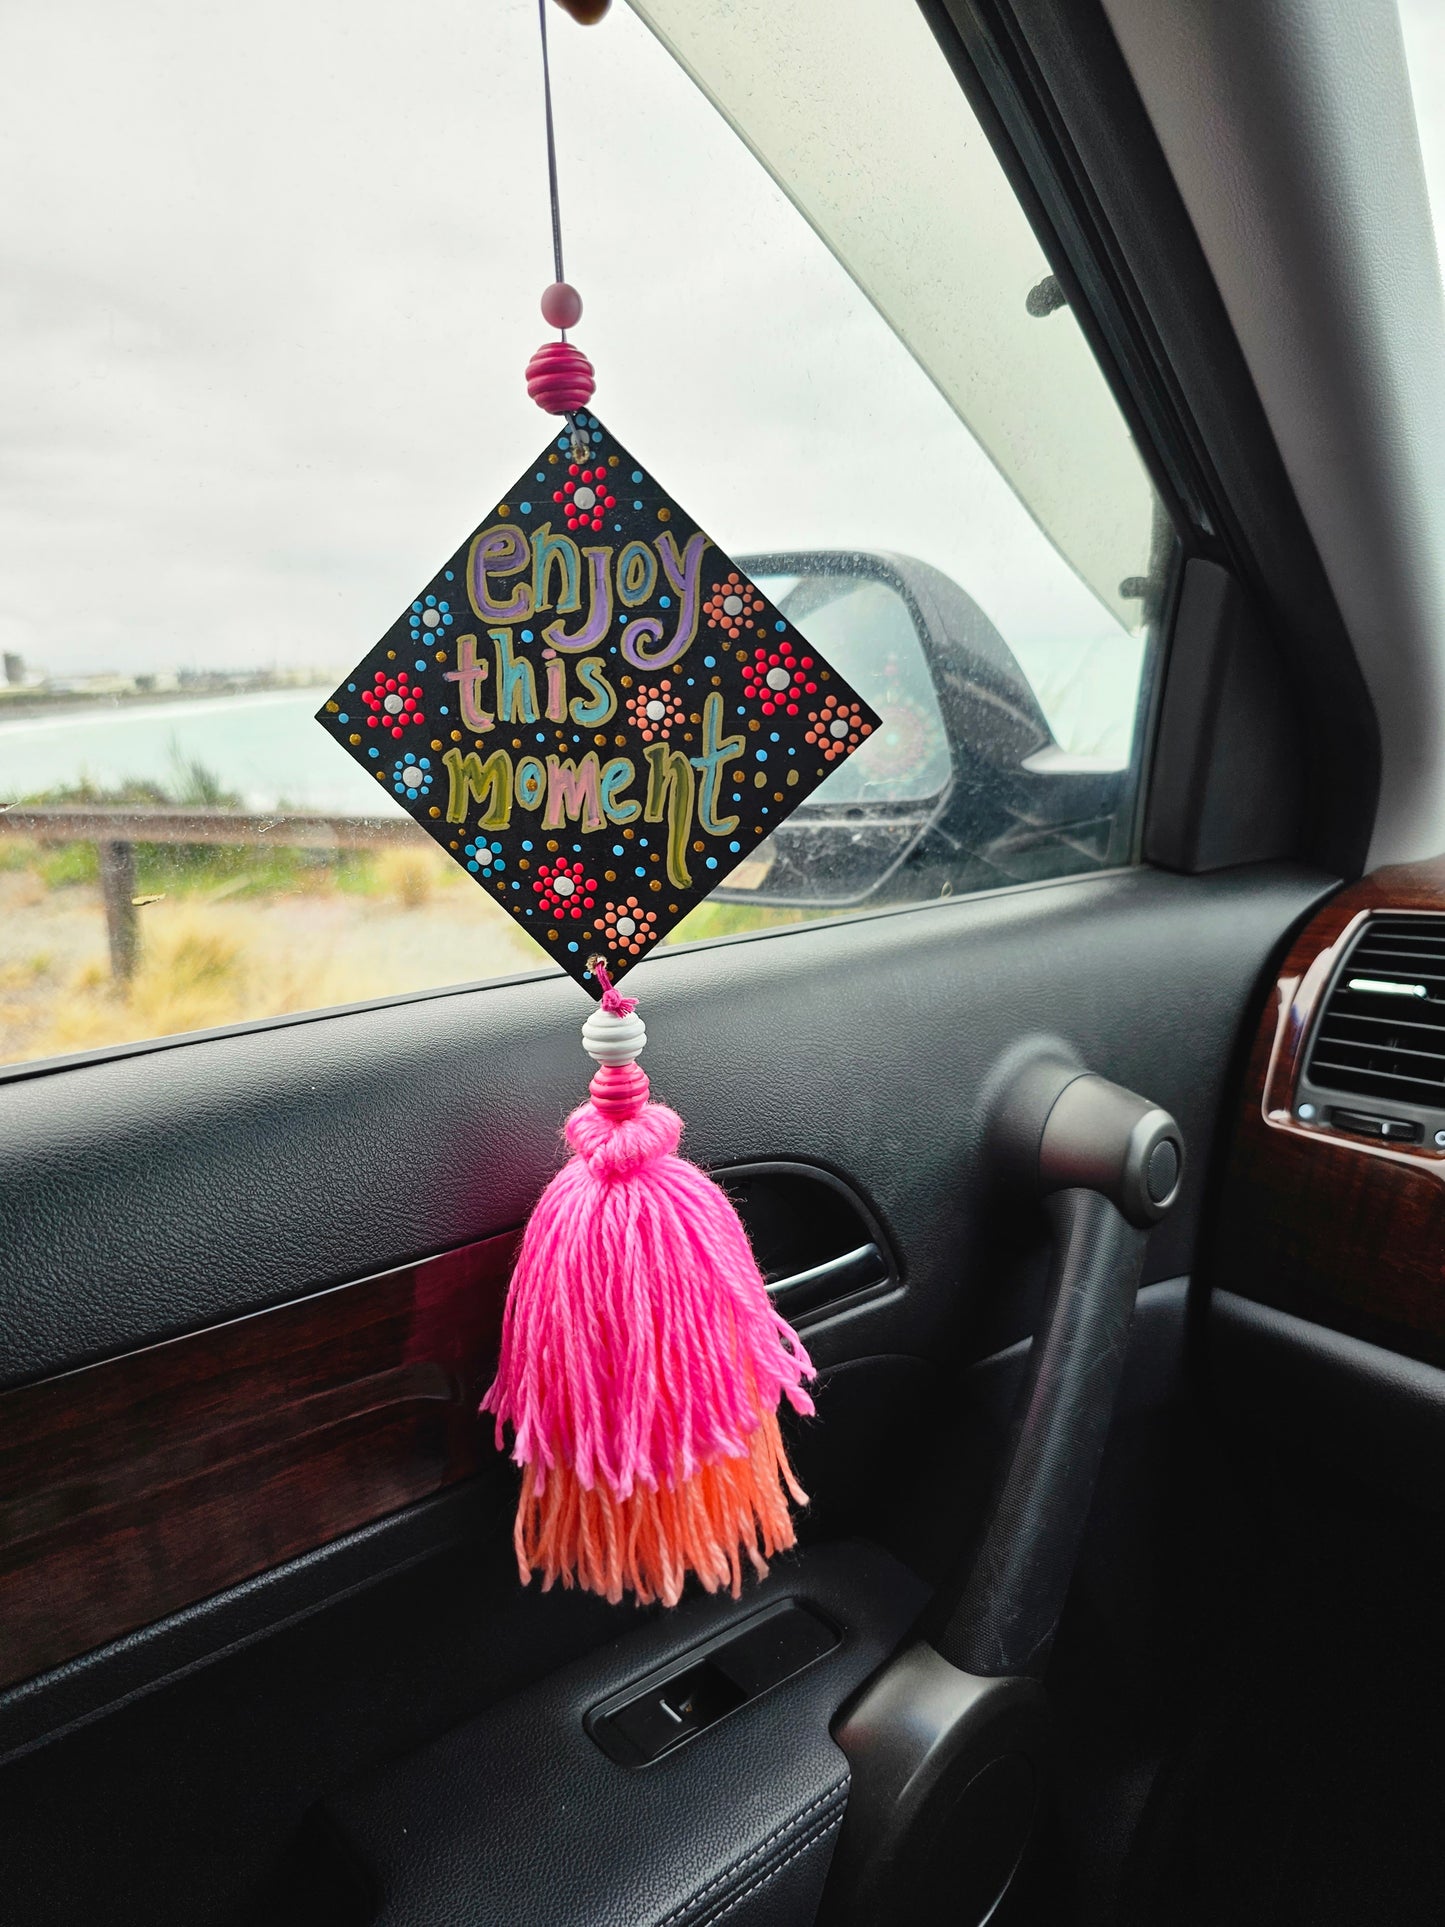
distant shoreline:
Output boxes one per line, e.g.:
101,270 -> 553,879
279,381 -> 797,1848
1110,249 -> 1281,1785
0,683 -> 381,817
0,680 -> 336,725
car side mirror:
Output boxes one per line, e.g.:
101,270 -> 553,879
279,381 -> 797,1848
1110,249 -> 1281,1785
713,551 -> 1128,909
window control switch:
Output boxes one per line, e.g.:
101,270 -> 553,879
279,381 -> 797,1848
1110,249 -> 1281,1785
603,1660 -> 746,1764
588,1601 -> 841,1767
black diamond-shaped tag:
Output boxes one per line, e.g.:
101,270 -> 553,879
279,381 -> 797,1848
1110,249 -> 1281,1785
316,413 -> 881,992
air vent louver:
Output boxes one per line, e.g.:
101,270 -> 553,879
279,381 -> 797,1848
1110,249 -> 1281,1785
1306,914 -> 1445,1108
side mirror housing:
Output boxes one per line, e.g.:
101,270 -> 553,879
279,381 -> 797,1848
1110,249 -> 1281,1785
714,551 -> 1129,908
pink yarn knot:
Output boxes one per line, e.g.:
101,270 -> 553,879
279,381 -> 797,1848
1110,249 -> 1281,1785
593,960 -> 637,1019
526,340 -> 595,414
566,1094 -> 682,1178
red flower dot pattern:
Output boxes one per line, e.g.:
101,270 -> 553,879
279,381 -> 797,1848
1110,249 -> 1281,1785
361,669 -> 426,739
741,640 -> 817,718
625,679 -> 686,743
596,896 -> 658,958
534,858 -> 597,921
552,463 -> 616,534
805,694 -> 873,762
703,572 -> 764,639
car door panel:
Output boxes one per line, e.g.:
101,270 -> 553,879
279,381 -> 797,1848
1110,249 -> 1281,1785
0,861 -> 1328,1924
318,1543 -> 927,1927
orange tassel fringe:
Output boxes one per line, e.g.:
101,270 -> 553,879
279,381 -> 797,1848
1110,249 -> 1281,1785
515,1410 -> 807,1607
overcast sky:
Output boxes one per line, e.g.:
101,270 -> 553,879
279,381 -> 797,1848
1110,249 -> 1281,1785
0,0 -> 1154,746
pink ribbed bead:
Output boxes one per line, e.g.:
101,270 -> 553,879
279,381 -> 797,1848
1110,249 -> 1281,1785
525,340 -> 595,414
588,1061 -> 649,1122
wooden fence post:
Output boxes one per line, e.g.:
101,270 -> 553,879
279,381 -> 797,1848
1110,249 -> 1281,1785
97,840 -> 139,983
0,810 -> 417,993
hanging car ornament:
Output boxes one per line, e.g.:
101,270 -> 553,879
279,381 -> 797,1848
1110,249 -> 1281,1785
315,0 -> 879,1609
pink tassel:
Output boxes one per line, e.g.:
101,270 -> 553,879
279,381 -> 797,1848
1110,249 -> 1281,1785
482,969 -> 815,1606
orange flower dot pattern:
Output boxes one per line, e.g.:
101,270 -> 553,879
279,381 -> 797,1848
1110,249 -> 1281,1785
625,679 -> 686,743
703,572 -> 764,640
596,896 -> 658,958
805,694 -> 873,762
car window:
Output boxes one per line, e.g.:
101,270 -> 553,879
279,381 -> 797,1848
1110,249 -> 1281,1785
0,0 -> 1169,1070
1401,5 -> 1445,246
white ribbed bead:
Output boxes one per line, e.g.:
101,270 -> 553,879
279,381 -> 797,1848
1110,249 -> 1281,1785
582,1006 -> 646,1065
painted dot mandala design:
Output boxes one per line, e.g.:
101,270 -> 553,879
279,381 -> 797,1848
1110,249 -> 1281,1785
625,679 -> 686,743
409,595 -> 453,641
464,837 -> 505,876
362,669 -> 426,739
534,857 -> 597,920
392,752 -> 433,797
596,896 -> 657,957
704,571 -> 764,639
805,694 -> 873,762
553,462 -> 617,534
315,410 -> 883,996
741,639 -> 817,718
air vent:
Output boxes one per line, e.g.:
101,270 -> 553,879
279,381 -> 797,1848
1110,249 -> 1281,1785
1306,914 -> 1445,1109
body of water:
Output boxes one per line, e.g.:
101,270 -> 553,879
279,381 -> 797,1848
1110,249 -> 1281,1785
0,690 -> 386,814
0,626 -> 1141,819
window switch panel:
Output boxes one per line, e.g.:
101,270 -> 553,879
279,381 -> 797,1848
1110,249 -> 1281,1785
587,1600 -> 840,1768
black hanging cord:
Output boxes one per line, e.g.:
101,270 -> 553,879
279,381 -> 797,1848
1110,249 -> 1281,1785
537,0 -> 589,457
538,0 -> 566,287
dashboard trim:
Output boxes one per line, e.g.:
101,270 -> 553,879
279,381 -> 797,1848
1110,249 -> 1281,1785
1216,858 -> 1445,1365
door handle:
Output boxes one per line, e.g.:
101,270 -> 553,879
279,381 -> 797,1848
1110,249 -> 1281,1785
765,1242 -> 888,1319
935,1063 -> 1184,1678
820,1055 -> 1184,1927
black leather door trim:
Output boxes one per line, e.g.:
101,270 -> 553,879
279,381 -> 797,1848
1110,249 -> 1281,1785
0,863 -> 1331,1392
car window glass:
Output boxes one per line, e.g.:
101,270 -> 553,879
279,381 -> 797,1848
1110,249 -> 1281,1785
0,0 -> 1167,1070
1401,5 -> 1445,245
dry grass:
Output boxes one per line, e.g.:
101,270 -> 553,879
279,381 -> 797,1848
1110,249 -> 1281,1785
368,846 -> 450,909
0,954 -> 52,992
38,914 -> 252,1055
0,833 -> 827,1070
0,849 -> 535,1065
